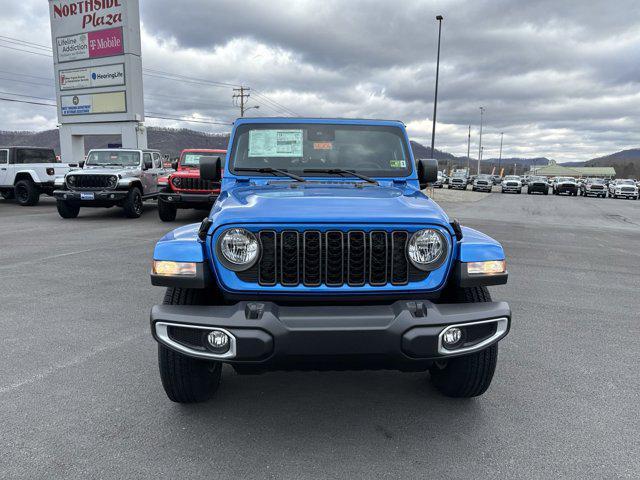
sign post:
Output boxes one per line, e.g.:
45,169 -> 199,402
48,0 -> 146,162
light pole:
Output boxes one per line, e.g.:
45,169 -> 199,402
477,106 -> 485,175
498,131 -> 503,175
430,15 -> 444,156
466,125 -> 471,173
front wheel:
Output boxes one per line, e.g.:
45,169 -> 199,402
123,187 -> 143,218
158,287 -> 222,403
56,200 -> 80,218
430,286 -> 499,398
158,198 -> 177,222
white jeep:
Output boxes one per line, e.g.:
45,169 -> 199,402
0,147 -> 75,206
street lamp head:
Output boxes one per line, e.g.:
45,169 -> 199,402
436,15 -> 444,20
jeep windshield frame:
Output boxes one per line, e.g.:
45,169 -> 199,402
227,122 -> 412,178
86,150 -> 141,167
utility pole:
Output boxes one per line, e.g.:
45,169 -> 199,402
477,106 -> 485,175
430,15 -> 444,156
466,125 -> 471,173
498,131 -> 503,174
232,86 -> 250,117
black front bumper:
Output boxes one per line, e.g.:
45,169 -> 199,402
158,191 -> 218,208
53,189 -> 128,204
528,184 -> 548,193
150,300 -> 511,371
556,185 -> 577,194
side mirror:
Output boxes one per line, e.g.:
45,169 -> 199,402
171,160 -> 178,170
417,158 -> 438,188
143,159 -> 153,170
200,156 -> 222,181
78,160 -> 85,169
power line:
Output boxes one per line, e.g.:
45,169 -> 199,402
0,96 -> 56,107
0,43 -> 53,57
0,35 -> 52,50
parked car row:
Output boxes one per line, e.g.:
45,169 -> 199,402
431,170 -> 638,200
0,145 -> 226,219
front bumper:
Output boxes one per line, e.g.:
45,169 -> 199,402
585,189 -> 606,196
53,189 -> 128,202
150,299 -> 511,370
556,185 -> 577,193
158,191 -> 218,207
502,185 -> 521,192
473,184 -> 492,191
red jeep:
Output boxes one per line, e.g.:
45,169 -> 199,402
157,148 -> 226,222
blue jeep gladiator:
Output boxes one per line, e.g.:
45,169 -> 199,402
150,118 -> 511,403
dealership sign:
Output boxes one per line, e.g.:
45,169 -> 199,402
59,63 -> 125,90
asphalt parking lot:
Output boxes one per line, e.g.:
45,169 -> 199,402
1,191 -> 639,479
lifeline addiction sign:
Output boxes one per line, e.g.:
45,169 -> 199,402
56,26 -> 124,63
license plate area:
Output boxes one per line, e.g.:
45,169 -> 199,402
80,192 -> 95,200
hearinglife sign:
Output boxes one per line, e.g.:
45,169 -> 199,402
48,0 -> 144,124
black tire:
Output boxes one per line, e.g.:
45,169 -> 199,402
123,187 -> 143,218
544,190 -> 548,195
158,198 -> 177,222
56,200 -> 80,219
14,179 -> 40,206
431,286 -> 499,398
1,190 -> 15,200
158,287 -> 222,403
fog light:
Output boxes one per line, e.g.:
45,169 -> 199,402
207,330 -> 230,353
443,327 -> 463,347
167,196 -> 173,201
110,194 -> 115,199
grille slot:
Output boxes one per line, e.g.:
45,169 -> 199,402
174,177 -> 221,191
238,229 -> 432,287
71,175 -> 115,190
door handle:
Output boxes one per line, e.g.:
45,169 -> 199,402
0,167 -> 6,171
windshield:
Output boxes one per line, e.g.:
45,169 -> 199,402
505,176 -> 519,180
477,175 -> 491,179
86,150 -> 140,167
589,179 -> 605,184
531,176 -> 546,182
557,177 -> 574,182
181,151 -> 221,167
229,123 -> 411,178
617,179 -> 635,185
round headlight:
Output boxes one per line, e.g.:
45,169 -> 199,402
171,177 -> 181,187
407,229 -> 447,271
67,175 -> 76,186
217,228 -> 260,270
107,175 -> 118,188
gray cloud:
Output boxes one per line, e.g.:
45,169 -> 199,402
0,0 -> 638,162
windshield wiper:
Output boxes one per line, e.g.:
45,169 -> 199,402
234,167 -> 306,182
302,168 -> 379,185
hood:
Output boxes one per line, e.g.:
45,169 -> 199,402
73,165 -> 140,176
211,182 -> 450,226
172,168 -> 201,178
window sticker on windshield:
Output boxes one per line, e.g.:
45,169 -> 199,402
389,160 -> 406,168
249,129 -> 303,157
313,142 -> 333,150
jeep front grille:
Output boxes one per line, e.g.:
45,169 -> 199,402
70,175 -> 115,190
174,177 -> 221,191
237,229 -> 430,287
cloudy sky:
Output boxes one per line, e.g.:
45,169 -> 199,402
1,0 -> 639,162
